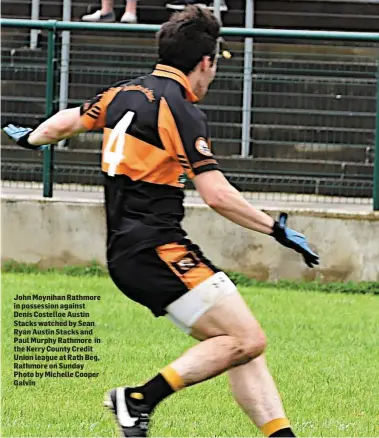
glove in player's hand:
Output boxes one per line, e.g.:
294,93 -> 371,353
2,123 -> 48,151
271,212 -> 319,268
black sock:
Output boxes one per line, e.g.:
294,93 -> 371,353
269,427 -> 296,437
127,374 -> 174,412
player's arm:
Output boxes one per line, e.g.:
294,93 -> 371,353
27,107 -> 86,146
2,87 -> 118,150
194,170 -> 274,234
194,171 -> 319,268
159,99 -> 273,233
2,107 -> 86,151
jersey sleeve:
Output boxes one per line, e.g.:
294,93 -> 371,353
80,87 -> 120,131
158,96 -> 220,179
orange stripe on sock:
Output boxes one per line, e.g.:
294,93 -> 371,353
261,418 -> 290,437
160,366 -> 185,392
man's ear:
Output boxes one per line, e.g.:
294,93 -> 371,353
199,56 -> 212,72
199,56 -> 207,72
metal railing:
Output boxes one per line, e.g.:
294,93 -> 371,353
1,18 -> 379,209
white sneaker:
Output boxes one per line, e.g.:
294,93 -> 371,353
120,12 -> 137,23
81,10 -> 116,22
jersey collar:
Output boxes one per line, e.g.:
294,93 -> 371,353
152,64 -> 199,103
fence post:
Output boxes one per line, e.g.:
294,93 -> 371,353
241,0 -> 254,157
43,25 -> 57,198
58,0 -> 72,148
30,0 -> 40,49
374,52 -> 379,211
60,0 -> 71,114
213,0 -> 221,22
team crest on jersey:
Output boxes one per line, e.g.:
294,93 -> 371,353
172,252 -> 199,275
195,137 -> 212,156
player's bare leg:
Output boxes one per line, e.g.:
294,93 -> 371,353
167,332 -> 265,385
106,294 -> 266,401
104,280 -> 266,437
191,292 -> 295,437
105,284 -> 294,437
168,290 -> 266,383
228,355 -> 293,436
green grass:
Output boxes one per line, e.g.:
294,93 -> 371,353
1,272 -> 378,437
2,260 -> 378,294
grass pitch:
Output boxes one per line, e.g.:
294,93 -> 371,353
1,272 -> 378,437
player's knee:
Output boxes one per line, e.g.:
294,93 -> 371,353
233,330 -> 267,364
245,329 -> 267,359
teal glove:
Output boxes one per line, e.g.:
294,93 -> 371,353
2,123 -> 48,151
271,213 -> 319,268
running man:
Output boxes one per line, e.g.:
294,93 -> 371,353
3,6 -> 319,437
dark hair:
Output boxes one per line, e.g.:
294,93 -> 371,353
157,6 -> 220,74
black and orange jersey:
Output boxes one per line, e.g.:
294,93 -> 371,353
80,64 -> 221,261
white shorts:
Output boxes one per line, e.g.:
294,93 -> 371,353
165,271 -> 237,333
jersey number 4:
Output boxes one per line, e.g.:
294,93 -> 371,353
103,111 -> 135,176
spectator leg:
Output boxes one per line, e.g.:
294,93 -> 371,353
101,0 -> 114,14
125,0 -> 137,15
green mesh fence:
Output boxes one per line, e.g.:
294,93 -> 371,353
241,43 -> 376,201
1,21 -> 378,207
1,29 -> 48,189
